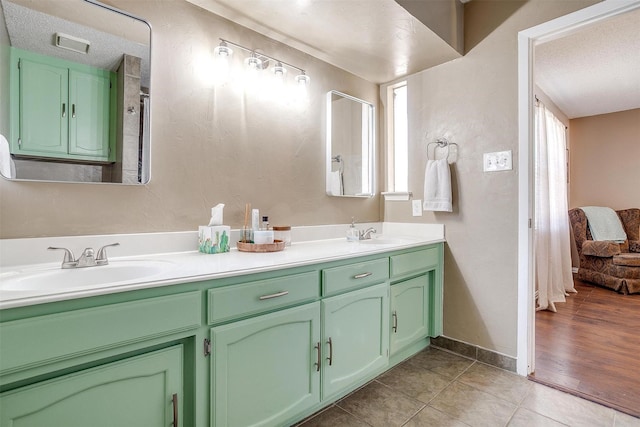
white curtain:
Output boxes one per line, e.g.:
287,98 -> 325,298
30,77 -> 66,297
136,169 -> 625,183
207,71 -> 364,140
534,101 -> 576,312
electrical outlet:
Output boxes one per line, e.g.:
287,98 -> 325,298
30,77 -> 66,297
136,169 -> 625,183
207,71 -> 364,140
483,150 -> 512,172
412,199 -> 423,217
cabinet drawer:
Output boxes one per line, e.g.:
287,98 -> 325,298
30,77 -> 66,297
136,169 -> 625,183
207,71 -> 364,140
322,258 -> 389,296
0,292 -> 201,376
207,271 -> 319,324
390,247 -> 439,278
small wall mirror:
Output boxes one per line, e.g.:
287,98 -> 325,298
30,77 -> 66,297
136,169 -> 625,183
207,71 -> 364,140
0,0 -> 151,184
326,90 -> 375,197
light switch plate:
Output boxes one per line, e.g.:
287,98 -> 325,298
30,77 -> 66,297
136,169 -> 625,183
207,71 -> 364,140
412,199 -> 423,217
483,150 -> 512,172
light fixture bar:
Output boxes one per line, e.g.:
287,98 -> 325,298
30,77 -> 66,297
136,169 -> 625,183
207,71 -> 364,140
219,38 -> 306,74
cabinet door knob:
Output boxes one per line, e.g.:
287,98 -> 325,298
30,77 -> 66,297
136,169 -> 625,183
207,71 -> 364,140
353,272 -> 372,279
314,342 -> 321,372
72,103 -> 76,118
258,290 -> 289,300
62,103 -> 66,118
392,311 -> 398,333
171,393 -> 179,427
326,337 -> 333,366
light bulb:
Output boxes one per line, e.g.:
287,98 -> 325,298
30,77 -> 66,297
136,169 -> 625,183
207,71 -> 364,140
295,71 -> 310,86
245,53 -> 262,70
214,41 -> 233,58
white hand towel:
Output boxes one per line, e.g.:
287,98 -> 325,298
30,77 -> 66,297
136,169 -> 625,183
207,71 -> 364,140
423,158 -> 452,212
0,134 -> 16,179
329,170 -> 343,196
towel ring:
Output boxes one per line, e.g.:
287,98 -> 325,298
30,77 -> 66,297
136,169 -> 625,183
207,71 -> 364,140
427,138 -> 458,161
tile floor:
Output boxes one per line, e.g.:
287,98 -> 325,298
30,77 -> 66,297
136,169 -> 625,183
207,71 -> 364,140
295,347 -> 640,427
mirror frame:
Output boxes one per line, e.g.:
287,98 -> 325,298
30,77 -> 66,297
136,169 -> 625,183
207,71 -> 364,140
0,0 -> 152,185
325,90 -> 375,198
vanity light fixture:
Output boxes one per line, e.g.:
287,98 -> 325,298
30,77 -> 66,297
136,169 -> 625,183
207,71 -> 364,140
213,38 -> 310,86
295,71 -> 310,86
273,61 -> 286,77
213,40 -> 233,57
244,52 -> 263,70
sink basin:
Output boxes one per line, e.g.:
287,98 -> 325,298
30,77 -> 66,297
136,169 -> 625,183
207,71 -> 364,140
357,236 -> 406,245
0,260 -> 175,292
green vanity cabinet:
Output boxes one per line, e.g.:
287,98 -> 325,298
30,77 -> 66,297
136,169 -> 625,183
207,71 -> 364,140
0,345 -> 183,427
389,244 -> 444,358
0,291 -> 201,426
0,242 -> 444,427
390,274 -> 430,355
10,48 -> 114,162
321,282 -> 389,399
211,302 -> 322,427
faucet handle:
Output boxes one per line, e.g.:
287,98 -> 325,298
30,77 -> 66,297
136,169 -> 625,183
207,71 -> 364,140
96,243 -> 120,265
48,247 -> 76,268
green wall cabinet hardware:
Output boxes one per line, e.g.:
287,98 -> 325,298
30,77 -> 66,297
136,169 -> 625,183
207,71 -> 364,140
211,303 -> 322,427
0,345 -> 183,427
321,282 -> 389,399
390,274 -> 430,355
9,48 -> 115,162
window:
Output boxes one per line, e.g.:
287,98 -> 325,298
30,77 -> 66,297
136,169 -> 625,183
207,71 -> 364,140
386,81 -> 408,193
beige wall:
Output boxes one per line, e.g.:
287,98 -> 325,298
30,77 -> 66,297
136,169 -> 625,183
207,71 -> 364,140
0,0 -> 380,238
569,109 -> 640,210
383,0 -> 598,357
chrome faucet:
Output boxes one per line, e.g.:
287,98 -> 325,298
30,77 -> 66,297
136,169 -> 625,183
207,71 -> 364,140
359,227 -> 377,240
48,243 -> 120,269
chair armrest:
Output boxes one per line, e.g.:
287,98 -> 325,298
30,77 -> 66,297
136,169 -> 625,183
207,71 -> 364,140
629,240 -> 640,253
582,240 -> 621,257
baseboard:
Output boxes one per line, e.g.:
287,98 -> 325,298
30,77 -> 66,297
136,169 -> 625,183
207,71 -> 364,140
430,336 -> 517,372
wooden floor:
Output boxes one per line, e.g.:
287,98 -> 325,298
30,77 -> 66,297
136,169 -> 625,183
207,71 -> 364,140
532,278 -> 640,418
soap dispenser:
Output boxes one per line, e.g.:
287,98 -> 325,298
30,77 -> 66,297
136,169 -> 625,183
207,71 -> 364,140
346,217 -> 360,242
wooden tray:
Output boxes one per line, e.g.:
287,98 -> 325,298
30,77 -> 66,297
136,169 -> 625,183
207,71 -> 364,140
237,240 -> 285,253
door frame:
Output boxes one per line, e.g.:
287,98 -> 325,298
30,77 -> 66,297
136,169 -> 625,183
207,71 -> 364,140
516,0 -> 640,376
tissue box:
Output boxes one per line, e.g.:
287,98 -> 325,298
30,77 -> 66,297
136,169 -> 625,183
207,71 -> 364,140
198,225 -> 231,254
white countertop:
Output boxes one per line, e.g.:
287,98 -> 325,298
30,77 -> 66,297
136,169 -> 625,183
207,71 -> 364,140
0,223 -> 444,310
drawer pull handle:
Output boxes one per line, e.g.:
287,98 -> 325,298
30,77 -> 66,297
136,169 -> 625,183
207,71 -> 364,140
353,272 -> 372,279
392,311 -> 398,333
172,393 -> 179,427
314,342 -> 321,372
327,337 -> 333,366
259,290 -> 289,300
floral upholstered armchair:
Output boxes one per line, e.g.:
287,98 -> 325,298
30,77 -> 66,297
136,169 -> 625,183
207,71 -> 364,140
568,208 -> 640,294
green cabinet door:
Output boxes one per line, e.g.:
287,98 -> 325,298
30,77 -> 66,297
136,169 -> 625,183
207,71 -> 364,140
68,69 -> 110,158
0,345 -> 183,427
211,302 -> 321,427
390,274 -> 430,355
17,58 -> 69,155
322,282 -> 389,399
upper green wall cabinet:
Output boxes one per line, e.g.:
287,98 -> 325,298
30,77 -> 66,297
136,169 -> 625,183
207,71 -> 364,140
9,48 -> 115,163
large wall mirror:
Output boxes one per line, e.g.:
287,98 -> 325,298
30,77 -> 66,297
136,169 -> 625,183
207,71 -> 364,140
0,0 -> 151,184
326,90 -> 375,198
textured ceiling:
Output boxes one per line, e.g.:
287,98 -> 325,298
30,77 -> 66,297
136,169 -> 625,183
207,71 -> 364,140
535,8 -> 640,119
1,0 -> 151,87
185,0 -> 462,84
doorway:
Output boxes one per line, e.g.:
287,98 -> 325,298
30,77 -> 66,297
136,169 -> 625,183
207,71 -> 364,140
516,0 -> 640,376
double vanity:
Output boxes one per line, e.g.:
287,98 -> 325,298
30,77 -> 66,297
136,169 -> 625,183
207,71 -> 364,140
0,223 -> 444,426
